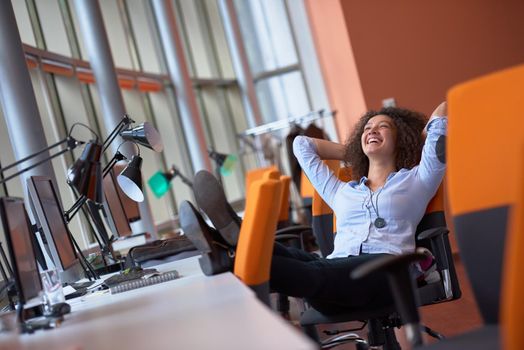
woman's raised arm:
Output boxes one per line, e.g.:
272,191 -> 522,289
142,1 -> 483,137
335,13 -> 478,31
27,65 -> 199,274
311,138 -> 346,161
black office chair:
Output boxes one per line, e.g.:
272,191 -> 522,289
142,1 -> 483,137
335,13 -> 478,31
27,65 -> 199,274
300,183 -> 462,350
374,63 -> 524,350
349,65 -> 524,350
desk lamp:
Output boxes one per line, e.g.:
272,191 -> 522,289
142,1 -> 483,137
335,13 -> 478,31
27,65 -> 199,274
0,123 -> 103,281
208,149 -> 237,176
120,122 -> 163,153
62,140 -> 104,222
0,123 -> 103,222
117,155 -> 144,202
102,114 -> 163,153
101,116 -> 164,203
148,165 -> 192,198
0,135 -> 83,185
102,141 -> 146,203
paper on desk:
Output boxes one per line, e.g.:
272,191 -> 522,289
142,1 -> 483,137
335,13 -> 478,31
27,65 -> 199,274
63,285 -> 77,296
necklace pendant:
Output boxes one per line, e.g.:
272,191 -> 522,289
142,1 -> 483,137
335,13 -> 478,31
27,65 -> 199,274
374,217 -> 386,228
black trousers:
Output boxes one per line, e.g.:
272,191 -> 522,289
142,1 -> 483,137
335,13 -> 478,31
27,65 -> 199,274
270,242 -> 394,314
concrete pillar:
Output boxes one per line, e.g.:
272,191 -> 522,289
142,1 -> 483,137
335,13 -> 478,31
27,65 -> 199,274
73,0 -> 157,238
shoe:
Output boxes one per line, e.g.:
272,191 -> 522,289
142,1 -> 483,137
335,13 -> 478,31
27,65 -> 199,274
179,200 -> 233,276
193,170 -> 242,246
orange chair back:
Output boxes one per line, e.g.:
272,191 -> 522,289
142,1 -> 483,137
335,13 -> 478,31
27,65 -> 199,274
502,148 -> 524,350
300,171 -> 315,204
234,170 -> 283,303
332,167 -> 351,232
245,165 -> 277,194
278,175 -> 292,225
447,64 -> 524,324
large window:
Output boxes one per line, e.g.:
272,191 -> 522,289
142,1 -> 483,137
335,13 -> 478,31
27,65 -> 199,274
234,0 -> 311,123
2,0 -> 331,249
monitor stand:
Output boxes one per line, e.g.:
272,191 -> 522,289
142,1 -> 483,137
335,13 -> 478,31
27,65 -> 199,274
17,300 -> 71,333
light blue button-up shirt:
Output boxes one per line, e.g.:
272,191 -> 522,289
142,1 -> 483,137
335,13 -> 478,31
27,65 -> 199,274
293,117 -> 447,258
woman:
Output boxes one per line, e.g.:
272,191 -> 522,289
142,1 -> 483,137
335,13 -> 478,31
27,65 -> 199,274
183,102 -> 447,313
269,102 -> 447,313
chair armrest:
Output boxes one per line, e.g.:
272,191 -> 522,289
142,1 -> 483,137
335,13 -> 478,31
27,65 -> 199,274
275,225 -> 312,250
351,251 -> 427,280
417,226 -> 456,300
275,225 -> 312,236
416,227 -> 449,241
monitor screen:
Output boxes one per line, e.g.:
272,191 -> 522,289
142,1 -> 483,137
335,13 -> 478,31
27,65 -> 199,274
27,176 -> 79,280
103,171 -> 132,237
113,164 -> 140,223
0,198 -> 42,304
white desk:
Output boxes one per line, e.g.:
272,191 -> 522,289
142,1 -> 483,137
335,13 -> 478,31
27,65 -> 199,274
0,256 -> 315,350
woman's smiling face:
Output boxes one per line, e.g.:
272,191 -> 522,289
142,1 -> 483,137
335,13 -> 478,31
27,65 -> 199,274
361,114 -> 397,159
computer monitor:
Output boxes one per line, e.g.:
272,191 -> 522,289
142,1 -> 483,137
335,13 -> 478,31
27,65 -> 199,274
103,170 -> 132,238
27,176 -> 84,284
0,197 -> 42,306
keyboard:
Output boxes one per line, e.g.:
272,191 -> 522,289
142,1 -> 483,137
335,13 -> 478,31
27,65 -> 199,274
103,268 -> 158,288
108,270 -> 180,294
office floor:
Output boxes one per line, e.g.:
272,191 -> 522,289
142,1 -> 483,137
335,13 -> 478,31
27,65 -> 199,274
283,254 -> 483,349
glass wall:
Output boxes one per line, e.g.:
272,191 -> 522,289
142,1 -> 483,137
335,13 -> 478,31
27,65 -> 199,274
1,0 -> 331,251
234,0 -> 311,123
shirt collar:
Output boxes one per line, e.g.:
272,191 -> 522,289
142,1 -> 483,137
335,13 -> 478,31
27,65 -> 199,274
357,172 -> 398,189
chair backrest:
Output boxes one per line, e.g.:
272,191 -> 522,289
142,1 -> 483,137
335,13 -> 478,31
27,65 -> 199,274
300,171 -> 315,207
311,160 -> 340,256
447,64 -> 524,324
234,170 -> 283,304
415,183 -> 462,304
245,165 -> 277,194
332,167 -> 352,233
277,175 -> 292,228
501,146 -> 524,350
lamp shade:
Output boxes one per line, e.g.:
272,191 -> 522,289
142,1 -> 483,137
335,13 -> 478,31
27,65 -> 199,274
219,154 -> 237,176
120,122 -> 163,153
148,170 -> 173,198
117,155 -> 144,202
208,150 -> 237,176
67,141 -> 103,203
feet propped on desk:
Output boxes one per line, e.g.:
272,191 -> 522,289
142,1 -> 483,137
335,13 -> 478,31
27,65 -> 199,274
179,200 -> 234,276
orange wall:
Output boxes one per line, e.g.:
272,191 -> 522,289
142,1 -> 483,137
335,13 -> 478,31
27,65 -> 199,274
306,0 -> 524,135
305,0 -> 367,141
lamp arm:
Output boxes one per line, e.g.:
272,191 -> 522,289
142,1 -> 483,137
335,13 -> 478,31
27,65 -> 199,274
176,173 -> 193,187
67,226 -> 99,281
0,137 -> 79,176
64,196 -> 88,224
102,115 -> 134,153
170,166 -> 193,187
103,151 -> 127,178
0,147 -> 73,185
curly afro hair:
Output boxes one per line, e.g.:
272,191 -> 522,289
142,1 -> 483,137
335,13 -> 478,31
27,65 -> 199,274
344,107 -> 428,181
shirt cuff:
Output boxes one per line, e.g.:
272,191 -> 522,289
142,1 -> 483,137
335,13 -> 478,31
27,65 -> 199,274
293,135 -> 316,154
426,116 -> 447,135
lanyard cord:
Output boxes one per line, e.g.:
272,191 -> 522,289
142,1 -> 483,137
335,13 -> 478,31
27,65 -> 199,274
369,187 -> 383,219
367,187 -> 387,228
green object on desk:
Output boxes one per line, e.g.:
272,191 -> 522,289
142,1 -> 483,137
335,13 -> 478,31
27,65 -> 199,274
220,154 -> 237,176
148,171 -> 171,198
